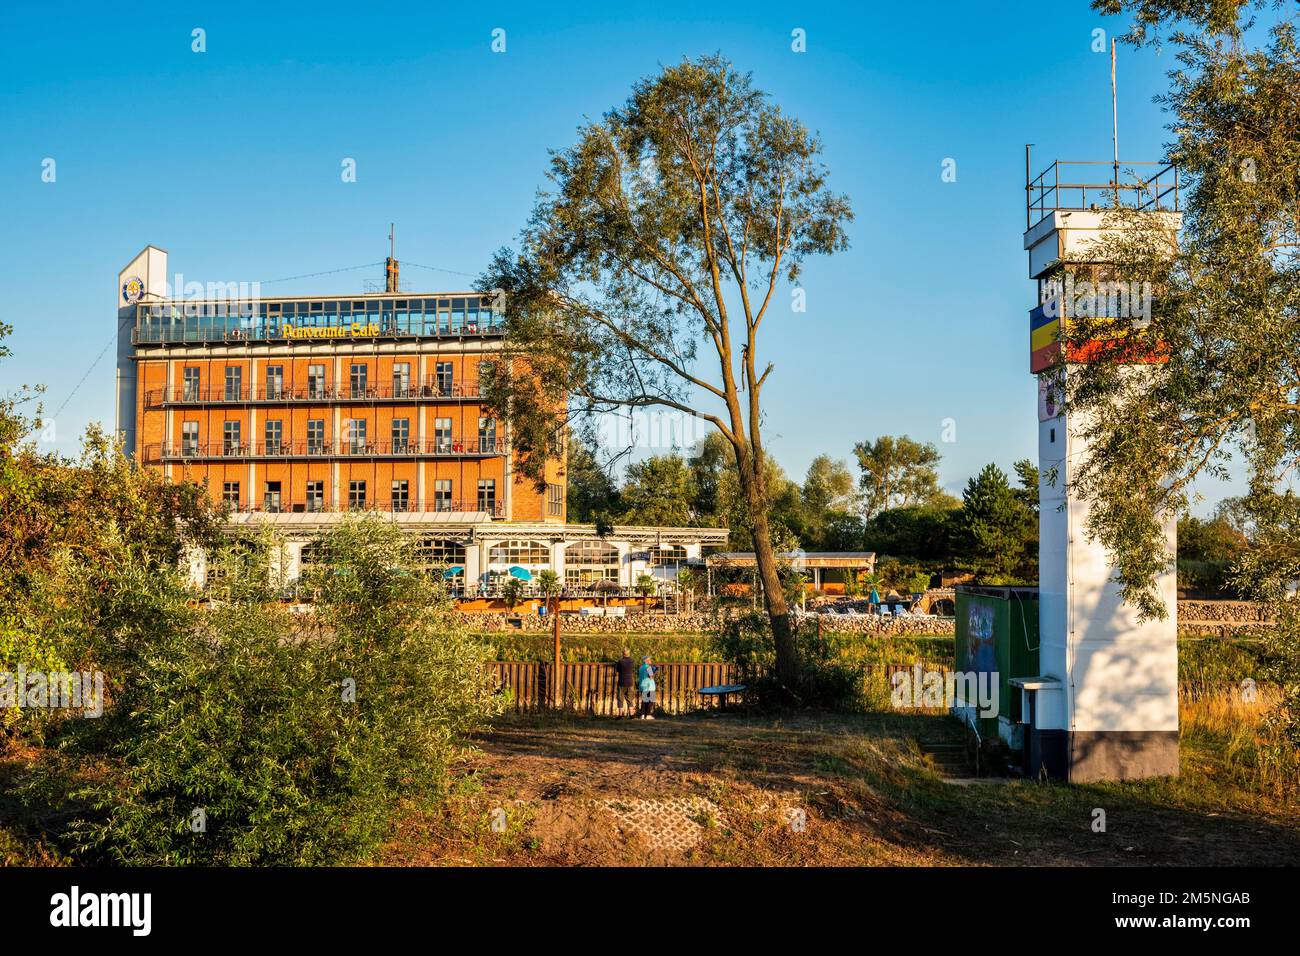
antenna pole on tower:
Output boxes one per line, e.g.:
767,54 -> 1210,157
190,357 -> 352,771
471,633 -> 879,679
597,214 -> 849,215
1111,39 -> 1120,193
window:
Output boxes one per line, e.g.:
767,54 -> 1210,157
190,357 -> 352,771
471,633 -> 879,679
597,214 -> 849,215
478,479 -> 497,514
547,482 -> 564,517
224,366 -> 243,401
433,417 -> 452,453
181,420 -> 199,457
487,538 -> 548,566
434,479 -> 452,511
222,481 -> 240,507
414,537 -> 464,573
348,480 -> 367,510
263,481 -> 282,513
478,417 -> 497,453
347,418 -> 367,454
264,419 -> 283,455
306,480 -> 324,512
648,545 -> 689,567
392,418 -> 410,453
350,363 -> 368,398
392,362 -> 411,398
391,480 -> 409,512
307,364 -> 326,399
182,367 -> 200,401
307,419 -> 325,454
564,541 -> 619,588
222,420 -> 241,454
265,365 -> 283,400
435,361 -> 453,395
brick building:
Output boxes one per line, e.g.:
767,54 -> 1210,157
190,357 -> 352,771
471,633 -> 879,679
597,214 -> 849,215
115,245 -> 726,595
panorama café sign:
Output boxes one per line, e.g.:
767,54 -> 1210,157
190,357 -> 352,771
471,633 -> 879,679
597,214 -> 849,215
279,321 -> 381,340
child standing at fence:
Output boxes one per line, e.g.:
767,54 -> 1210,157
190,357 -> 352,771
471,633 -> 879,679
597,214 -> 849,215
638,656 -> 657,720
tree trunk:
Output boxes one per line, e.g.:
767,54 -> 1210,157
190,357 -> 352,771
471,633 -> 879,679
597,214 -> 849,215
747,490 -> 798,691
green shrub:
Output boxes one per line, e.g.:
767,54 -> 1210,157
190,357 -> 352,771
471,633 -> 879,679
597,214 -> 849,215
709,611 -> 867,710
67,516 -> 501,865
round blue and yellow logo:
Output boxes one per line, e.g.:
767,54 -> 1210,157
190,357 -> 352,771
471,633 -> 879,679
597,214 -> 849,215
122,276 -> 145,304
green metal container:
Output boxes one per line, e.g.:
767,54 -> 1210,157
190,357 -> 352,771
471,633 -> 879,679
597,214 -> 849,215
954,586 -> 1040,740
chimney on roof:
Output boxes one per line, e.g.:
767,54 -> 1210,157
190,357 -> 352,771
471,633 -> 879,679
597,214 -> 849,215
385,223 -> 399,293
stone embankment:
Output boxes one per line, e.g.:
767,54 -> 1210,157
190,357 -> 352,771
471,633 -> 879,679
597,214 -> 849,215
1177,600 -> 1277,638
456,599 -> 1278,638
455,610 -> 954,636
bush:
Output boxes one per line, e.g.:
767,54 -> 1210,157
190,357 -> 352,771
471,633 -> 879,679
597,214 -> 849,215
709,611 -> 866,710
66,516 -> 501,865
1177,559 -> 1238,598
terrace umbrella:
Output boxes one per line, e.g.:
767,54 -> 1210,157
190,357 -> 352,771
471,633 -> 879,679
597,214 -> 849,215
508,566 -> 532,581
591,578 -> 621,607
442,565 -> 464,579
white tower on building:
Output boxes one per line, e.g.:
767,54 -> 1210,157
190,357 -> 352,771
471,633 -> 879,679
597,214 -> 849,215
1017,156 -> 1182,782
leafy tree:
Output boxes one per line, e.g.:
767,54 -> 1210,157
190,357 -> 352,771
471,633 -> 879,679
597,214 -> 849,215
480,54 -> 853,688
800,454 -> 857,548
959,464 -> 1036,581
565,432 -> 621,527
619,453 -> 697,526
1012,458 -> 1039,514
1178,511 -> 1249,562
819,510 -> 867,552
687,431 -> 803,553
1064,4 -> 1300,617
852,436 -> 945,518
863,501 -> 961,565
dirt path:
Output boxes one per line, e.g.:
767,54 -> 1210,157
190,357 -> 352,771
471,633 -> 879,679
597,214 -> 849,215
380,711 -> 1300,867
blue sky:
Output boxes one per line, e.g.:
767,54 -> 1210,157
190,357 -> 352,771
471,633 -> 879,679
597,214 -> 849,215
0,1 -> 1249,508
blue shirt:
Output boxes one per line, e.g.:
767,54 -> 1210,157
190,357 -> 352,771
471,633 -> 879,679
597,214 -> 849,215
638,663 -> 656,692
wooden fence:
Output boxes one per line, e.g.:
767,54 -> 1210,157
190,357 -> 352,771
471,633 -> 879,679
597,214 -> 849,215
487,661 -> 740,715
487,659 -> 957,715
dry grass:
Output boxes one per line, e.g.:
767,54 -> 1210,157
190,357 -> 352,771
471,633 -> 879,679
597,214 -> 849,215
379,704 -> 1300,867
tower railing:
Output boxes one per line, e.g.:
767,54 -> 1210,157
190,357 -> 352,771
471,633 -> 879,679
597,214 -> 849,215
1026,160 -> 1179,229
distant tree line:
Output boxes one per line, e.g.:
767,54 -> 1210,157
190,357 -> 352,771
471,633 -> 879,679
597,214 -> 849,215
569,430 -> 1251,593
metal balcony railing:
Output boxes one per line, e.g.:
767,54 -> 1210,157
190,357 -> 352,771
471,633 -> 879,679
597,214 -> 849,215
1026,159 -> 1179,228
222,499 -> 504,518
157,437 -> 506,462
132,322 -> 505,346
148,381 -> 481,406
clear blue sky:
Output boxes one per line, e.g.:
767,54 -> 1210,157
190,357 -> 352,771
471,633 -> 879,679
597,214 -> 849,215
0,0 -> 1245,508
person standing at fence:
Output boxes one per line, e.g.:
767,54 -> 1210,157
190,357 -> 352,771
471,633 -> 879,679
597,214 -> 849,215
638,655 -> 657,720
615,649 -> 638,718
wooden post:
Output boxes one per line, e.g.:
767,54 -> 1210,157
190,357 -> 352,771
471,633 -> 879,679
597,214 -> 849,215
551,594 -> 562,708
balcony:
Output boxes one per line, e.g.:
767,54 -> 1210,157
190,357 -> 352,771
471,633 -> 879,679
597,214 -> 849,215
132,318 -> 505,347
222,499 -> 505,518
147,381 -> 481,407
154,437 -> 507,463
